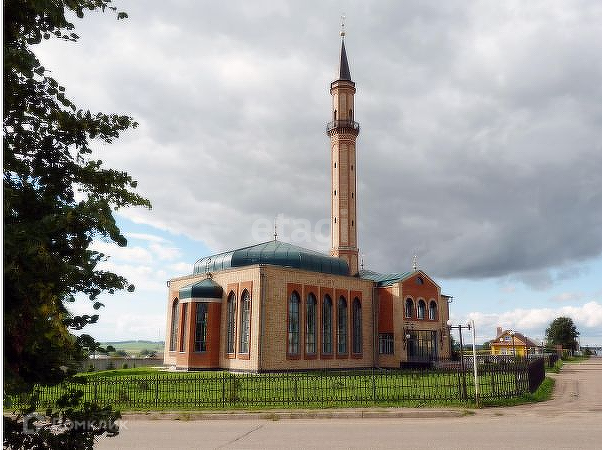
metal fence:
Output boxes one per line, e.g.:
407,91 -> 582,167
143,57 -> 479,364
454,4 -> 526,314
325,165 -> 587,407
12,358 -> 546,411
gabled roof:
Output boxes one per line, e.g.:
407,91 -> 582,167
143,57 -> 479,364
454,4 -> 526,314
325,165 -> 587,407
492,330 -> 540,347
358,269 -> 442,289
358,269 -> 412,287
193,240 -> 349,276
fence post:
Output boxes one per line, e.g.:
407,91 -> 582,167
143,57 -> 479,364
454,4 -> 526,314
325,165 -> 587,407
293,378 -> 298,405
222,372 -> 226,408
93,378 -> 98,404
155,375 -> 159,408
371,367 -> 376,404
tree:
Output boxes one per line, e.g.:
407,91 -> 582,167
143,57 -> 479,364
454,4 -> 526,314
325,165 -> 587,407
3,1 -> 150,447
545,317 -> 579,354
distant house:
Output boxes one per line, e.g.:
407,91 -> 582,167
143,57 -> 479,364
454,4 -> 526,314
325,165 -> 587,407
490,327 -> 542,357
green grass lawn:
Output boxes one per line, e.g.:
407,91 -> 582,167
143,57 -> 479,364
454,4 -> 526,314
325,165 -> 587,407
11,367 -> 537,412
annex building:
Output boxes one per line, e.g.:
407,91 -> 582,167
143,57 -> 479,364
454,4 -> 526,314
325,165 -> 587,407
164,33 -> 452,372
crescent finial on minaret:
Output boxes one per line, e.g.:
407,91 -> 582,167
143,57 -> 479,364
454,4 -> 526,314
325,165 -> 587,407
340,13 -> 346,38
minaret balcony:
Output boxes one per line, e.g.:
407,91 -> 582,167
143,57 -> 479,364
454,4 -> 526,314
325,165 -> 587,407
326,119 -> 360,135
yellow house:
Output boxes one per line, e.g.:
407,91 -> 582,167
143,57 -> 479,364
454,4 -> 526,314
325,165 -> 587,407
490,327 -> 541,357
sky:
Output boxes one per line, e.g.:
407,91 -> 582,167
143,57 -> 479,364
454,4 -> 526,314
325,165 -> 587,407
35,0 -> 602,346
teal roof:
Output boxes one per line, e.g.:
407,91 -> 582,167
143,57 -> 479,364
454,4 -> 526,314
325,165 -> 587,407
179,278 -> 223,300
358,269 -> 413,287
193,240 -> 349,276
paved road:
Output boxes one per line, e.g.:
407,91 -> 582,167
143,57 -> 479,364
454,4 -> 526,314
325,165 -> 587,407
96,357 -> 602,450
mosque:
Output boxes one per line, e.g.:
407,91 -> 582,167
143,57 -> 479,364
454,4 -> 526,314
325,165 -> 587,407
164,32 -> 452,371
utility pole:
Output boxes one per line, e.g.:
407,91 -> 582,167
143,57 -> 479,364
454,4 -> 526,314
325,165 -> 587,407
448,321 -> 471,401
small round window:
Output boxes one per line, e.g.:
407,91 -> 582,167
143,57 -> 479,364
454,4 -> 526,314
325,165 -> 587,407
416,277 -> 424,285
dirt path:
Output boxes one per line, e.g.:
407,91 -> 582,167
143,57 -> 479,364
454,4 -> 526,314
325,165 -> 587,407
479,355 -> 602,418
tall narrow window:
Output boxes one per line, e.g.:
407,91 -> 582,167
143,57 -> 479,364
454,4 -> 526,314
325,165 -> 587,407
405,298 -> 414,318
337,296 -> 347,354
194,303 -> 208,352
417,300 -> 425,320
429,301 -> 437,321
239,290 -> 250,354
226,292 -> 236,354
352,298 -> 362,354
322,295 -> 333,354
305,293 -> 317,355
288,291 -> 300,355
169,299 -> 179,352
179,303 -> 188,352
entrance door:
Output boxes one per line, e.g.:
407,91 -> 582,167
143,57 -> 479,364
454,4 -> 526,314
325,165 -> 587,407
406,330 -> 438,363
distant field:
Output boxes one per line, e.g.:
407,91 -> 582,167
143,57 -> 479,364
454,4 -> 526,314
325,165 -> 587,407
101,340 -> 164,354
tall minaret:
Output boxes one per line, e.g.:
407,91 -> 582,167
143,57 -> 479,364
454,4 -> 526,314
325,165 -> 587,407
327,21 -> 360,275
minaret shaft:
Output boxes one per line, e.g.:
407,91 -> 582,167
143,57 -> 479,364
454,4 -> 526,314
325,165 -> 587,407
327,39 -> 359,275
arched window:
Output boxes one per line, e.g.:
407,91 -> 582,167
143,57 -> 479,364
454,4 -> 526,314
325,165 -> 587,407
337,296 -> 347,354
179,303 -> 188,352
305,293 -> 317,355
352,298 -> 362,354
429,301 -> 437,321
239,290 -> 251,354
322,295 -> 333,354
194,303 -> 208,352
405,298 -> 414,319
333,109 -> 337,120
288,291 -> 300,355
349,109 -> 353,120
169,299 -> 179,352
417,300 -> 426,320
226,292 -> 236,354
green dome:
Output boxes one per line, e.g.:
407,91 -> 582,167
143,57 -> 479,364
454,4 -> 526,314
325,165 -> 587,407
179,278 -> 223,301
193,240 -> 349,276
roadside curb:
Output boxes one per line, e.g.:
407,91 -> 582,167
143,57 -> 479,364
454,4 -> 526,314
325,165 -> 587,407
121,408 -> 468,421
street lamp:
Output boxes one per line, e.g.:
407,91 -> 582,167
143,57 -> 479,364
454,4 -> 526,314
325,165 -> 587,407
510,330 -> 516,359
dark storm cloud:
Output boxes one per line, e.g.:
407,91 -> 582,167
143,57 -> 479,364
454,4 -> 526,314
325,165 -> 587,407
38,1 -> 602,285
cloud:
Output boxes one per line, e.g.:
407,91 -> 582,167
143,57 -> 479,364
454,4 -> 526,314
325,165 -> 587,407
125,232 -> 170,244
550,292 -> 585,303
89,241 -> 153,264
168,262 -> 194,274
459,301 -> 602,343
148,243 -> 181,261
36,1 -> 602,289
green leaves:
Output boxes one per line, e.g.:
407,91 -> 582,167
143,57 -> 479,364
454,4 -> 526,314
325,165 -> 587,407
545,317 -> 579,352
4,0 -> 150,406
4,2 -> 150,447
